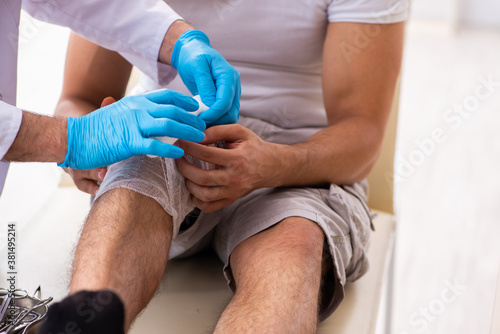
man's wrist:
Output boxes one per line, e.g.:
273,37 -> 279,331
266,143 -> 309,189
158,20 -> 195,65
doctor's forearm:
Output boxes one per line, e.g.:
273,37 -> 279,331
2,111 -> 67,164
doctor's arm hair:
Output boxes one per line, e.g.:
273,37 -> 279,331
2,111 -> 67,163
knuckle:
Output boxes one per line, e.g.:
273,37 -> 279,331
231,123 -> 246,135
198,186 -> 214,202
198,174 -> 213,186
231,175 -> 244,188
214,172 -> 230,185
198,148 -> 213,161
229,157 -> 246,172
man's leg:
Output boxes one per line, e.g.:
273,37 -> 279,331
215,217 -> 325,333
70,188 -> 173,330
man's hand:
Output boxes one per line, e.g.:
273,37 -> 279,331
59,89 -> 206,171
166,24 -> 240,127
64,166 -> 107,195
176,124 -> 280,213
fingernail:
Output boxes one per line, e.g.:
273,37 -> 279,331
94,188 -> 99,196
98,170 -> 105,180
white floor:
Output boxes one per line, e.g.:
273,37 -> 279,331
1,12 -> 500,334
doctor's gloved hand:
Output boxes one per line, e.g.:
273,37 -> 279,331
171,30 -> 240,126
58,89 -> 206,171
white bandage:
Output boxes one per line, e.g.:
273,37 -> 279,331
148,95 -> 208,157
155,95 -> 208,145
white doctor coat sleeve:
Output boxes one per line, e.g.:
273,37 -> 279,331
0,101 -> 22,160
22,0 -> 182,85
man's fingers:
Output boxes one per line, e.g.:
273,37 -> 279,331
144,89 -> 198,111
177,140 -> 233,166
68,167 -> 106,182
176,157 -> 229,186
197,124 -> 249,145
191,196 -> 232,213
66,167 -> 106,195
185,179 -> 226,203
88,168 -> 107,182
100,96 -> 116,108
74,179 -> 100,196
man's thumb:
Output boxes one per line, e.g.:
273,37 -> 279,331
100,96 -> 116,108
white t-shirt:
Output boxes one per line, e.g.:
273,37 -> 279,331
155,0 -> 409,130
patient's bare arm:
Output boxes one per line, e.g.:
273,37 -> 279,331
177,22 -> 405,212
56,33 -> 132,118
55,33 -> 132,194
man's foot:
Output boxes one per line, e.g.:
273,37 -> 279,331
36,290 -> 125,334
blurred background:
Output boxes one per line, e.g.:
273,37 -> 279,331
395,0 -> 500,333
0,0 -> 499,333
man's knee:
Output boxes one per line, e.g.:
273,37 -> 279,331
92,187 -> 150,211
232,216 -> 324,273
272,217 -> 325,257
86,187 -> 172,237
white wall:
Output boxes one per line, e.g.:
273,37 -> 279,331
411,0 -> 500,28
410,0 -> 457,22
461,0 -> 500,27
0,13 -> 69,237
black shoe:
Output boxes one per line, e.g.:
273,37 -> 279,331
36,290 -> 125,334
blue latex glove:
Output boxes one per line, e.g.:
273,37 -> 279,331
58,90 -> 206,170
171,30 -> 240,126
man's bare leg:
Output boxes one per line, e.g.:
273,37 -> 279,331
70,188 -> 173,330
215,217 -> 325,333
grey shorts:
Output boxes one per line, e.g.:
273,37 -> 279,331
95,116 -> 373,320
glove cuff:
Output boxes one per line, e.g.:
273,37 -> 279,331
170,30 -> 211,69
57,117 -> 74,168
